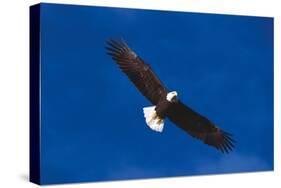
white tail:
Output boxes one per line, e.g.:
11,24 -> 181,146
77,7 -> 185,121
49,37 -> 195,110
143,106 -> 164,132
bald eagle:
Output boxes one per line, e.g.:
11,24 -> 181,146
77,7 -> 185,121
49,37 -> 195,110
106,39 -> 235,153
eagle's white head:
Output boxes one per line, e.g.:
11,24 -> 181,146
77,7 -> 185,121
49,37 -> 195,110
166,91 -> 178,102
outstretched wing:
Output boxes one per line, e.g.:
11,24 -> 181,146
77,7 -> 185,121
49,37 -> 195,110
106,39 -> 168,105
167,101 -> 235,153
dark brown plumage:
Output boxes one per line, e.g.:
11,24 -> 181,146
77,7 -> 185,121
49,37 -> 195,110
106,39 -> 167,105
106,39 -> 235,153
167,102 -> 235,153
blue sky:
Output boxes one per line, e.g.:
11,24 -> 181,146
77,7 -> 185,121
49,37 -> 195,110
39,3 -> 273,185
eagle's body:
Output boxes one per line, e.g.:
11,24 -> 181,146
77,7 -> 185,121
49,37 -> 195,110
143,91 -> 177,132
106,39 -> 235,153
155,94 -> 175,118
